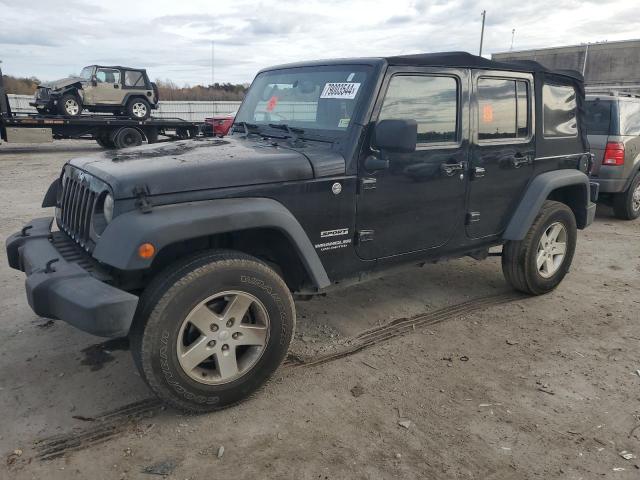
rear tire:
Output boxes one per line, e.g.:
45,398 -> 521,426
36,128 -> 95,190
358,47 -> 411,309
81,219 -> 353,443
58,93 -> 82,117
612,171 -> 640,220
502,200 -> 577,295
129,250 -> 295,412
126,97 -> 151,120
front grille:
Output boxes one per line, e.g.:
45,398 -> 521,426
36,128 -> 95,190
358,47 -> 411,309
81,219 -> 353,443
50,231 -> 111,282
37,88 -> 50,100
58,167 -> 101,250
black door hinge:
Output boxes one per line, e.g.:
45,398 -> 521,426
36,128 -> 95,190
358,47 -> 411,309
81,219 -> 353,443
133,184 -> 152,213
358,230 -> 375,243
466,212 -> 481,224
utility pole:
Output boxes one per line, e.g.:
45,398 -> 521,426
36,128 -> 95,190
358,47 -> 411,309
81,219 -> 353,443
510,29 -> 515,51
211,40 -> 215,112
582,43 -> 589,77
479,10 -> 486,56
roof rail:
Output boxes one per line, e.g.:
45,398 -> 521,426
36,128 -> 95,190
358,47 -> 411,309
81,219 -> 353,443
585,90 -> 640,99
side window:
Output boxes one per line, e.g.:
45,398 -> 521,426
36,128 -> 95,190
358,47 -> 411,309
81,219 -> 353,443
619,101 -> 640,136
95,68 -> 121,85
124,70 -> 144,87
478,78 -> 530,141
378,75 -> 458,144
543,84 -> 577,138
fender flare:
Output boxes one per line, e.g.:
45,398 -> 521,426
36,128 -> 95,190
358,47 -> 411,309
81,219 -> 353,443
122,93 -> 154,107
93,197 -> 331,289
503,170 -> 591,241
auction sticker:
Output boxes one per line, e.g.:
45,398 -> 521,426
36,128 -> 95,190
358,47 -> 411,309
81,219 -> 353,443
320,82 -> 361,99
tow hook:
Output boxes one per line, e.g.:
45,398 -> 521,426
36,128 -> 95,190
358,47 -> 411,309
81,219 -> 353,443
44,258 -> 59,273
21,225 -> 33,237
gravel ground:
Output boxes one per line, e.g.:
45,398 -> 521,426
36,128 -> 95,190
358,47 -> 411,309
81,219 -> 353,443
1,140 -> 639,479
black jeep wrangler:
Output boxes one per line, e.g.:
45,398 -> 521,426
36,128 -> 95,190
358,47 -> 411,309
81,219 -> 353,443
7,52 -> 597,412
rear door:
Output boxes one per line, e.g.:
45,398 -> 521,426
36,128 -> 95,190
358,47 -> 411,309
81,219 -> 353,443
466,71 -> 535,239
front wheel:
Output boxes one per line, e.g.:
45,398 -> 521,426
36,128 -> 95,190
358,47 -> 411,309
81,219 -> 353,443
130,251 -> 295,412
502,200 -> 577,295
612,171 -> 640,220
58,93 -> 82,117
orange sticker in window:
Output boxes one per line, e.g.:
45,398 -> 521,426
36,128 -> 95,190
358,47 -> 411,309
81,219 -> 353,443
482,104 -> 494,123
266,95 -> 279,112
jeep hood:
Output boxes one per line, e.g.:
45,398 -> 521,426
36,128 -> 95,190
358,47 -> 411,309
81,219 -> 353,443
69,137 -> 345,199
39,76 -> 84,90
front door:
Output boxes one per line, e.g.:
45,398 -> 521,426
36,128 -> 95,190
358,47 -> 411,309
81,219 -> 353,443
356,67 -> 470,260
466,71 -> 535,239
83,68 -> 124,106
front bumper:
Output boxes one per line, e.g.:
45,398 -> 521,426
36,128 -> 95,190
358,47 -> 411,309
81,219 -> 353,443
6,217 -> 138,338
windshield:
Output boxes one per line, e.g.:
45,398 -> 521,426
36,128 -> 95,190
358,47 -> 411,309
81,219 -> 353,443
234,65 -> 372,137
79,66 -> 93,80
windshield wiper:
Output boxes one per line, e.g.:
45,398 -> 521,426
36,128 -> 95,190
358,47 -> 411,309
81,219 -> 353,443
268,123 -> 305,143
233,121 -> 261,136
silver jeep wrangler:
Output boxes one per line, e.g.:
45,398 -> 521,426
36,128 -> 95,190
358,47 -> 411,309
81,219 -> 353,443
31,65 -> 159,120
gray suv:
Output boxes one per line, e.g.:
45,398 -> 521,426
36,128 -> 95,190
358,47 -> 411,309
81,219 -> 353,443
586,93 -> 640,219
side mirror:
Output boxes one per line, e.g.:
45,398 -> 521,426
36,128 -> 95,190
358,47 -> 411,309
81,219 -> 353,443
373,119 -> 417,153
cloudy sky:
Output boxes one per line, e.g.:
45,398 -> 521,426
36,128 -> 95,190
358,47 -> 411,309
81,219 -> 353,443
0,0 -> 638,85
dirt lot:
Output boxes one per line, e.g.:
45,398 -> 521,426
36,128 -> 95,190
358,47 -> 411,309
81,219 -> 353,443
1,140 -> 639,479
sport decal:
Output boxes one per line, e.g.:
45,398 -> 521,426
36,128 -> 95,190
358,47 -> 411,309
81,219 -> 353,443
320,228 -> 349,238
320,83 -> 361,99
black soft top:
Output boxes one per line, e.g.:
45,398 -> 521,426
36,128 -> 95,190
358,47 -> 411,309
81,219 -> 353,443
386,51 -> 583,81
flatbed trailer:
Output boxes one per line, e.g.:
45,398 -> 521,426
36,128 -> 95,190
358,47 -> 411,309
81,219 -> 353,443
0,67 -> 199,149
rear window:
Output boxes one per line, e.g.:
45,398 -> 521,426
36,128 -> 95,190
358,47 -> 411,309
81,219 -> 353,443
543,84 -> 578,138
124,70 -> 145,87
619,100 -> 640,136
585,99 -> 612,135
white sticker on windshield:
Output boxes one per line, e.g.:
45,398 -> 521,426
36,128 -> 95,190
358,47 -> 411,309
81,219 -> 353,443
347,73 -> 355,82
320,82 -> 361,99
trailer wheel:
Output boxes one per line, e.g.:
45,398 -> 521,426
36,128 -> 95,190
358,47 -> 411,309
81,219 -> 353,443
96,134 -> 116,149
113,127 -> 143,149
58,93 -> 82,117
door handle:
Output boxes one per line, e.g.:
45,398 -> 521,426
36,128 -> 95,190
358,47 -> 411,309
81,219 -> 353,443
440,161 -> 465,176
114,84 -> 120,89
511,155 -> 531,168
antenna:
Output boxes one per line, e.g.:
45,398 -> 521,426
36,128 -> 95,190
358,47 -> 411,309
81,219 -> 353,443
479,10 -> 486,56
510,29 -> 515,51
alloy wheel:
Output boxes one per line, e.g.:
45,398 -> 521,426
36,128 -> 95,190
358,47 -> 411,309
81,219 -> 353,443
64,99 -> 79,115
536,222 -> 567,278
176,291 -> 270,385
132,102 -> 147,118
632,183 -> 640,212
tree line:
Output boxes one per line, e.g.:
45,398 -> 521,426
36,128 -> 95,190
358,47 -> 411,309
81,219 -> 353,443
1,74 -> 248,101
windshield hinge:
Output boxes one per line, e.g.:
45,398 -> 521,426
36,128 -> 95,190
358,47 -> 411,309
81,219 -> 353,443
133,184 -> 152,214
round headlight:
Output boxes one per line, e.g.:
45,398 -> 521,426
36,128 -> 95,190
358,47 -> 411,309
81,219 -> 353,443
103,193 -> 114,224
